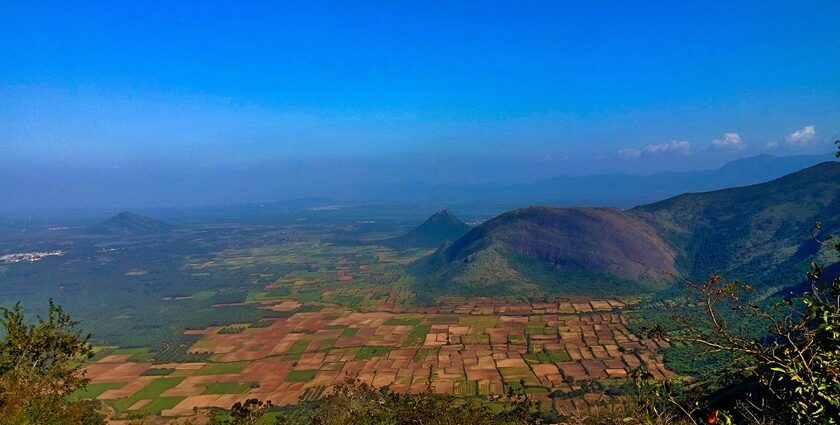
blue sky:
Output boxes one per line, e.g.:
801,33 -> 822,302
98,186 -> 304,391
1,1 -> 839,210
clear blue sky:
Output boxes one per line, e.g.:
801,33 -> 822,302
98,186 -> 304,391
1,1 -> 839,211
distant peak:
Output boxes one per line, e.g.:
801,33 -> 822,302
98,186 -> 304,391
426,209 -> 466,225
96,211 -> 171,234
380,209 -> 470,248
106,211 -> 145,221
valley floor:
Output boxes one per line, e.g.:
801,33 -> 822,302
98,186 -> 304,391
86,293 -> 674,420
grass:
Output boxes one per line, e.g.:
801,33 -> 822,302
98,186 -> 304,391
384,317 -> 422,326
453,380 -> 478,396
412,348 -> 435,363
192,290 -> 217,300
503,382 -> 524,392
547,349 -> 571,362
203,382 -> 254,395
131,377 -> 183,399
246,291 -> 266,302
69,382 -> 124,401
112,347 -> 151,355
356,346 -> 391,360
109,377 -> 185,414
290,292 -> 322,302
196,361 -> 251,375
459,316 -> 498,328
90,346 -> 117,361
525,326 -> 555,335
257,412 -> 294,425
402,325 -> 431,347
340,327 -> 359,337
266,287 -> 291,298
285,369 -> 317,382
283,339 -> 310,360
137,397 -> 186,416
427,316 -> 457,324
111,346 -> 155,362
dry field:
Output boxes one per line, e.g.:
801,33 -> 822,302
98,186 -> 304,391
86,297 -> 673,418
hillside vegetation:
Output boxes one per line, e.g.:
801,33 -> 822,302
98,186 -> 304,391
632,161 -> 840,286
379,208 -> 471,249
410,207 -> 676,301
411,162 -> 839,302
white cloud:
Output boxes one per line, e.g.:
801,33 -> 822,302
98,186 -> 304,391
766,141 -> 779,149
644,140 -> 691,155
711,132 -> 745,151
618,140 -> 690,159
618,148 -> 642,158
786,125 -> 816,145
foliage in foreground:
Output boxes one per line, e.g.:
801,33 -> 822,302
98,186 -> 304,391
0,300 -> 105,425
309,377 -> 542,425
201,376 -> 543,425
643,217 -> 838,420
203,398 -> 277,424
675,225 -> 839,423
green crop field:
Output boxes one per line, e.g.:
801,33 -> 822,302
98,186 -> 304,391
69,382 -> 124,401
356,346 -> 391,360
283,340 -> 310,360
285,370 -> 317,382
109,377 -> 185,414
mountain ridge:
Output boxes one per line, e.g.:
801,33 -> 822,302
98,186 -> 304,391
380,209 -> 471,249
631,161 -> 840,283
410,161 -> 840,302
380,153 -> 832,208
94,211 -> 172,235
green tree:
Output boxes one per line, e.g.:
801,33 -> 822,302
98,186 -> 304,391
310,376 -> 542,425
642,141 -> 840,424
203,398 -> 285,425
0,300 -> 105,424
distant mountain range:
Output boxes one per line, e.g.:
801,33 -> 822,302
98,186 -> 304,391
410,161 -> 840,302
56,153 -> 828,223
380,153 -> 833,208
379,209 -> 471,249
94,211 -> 172,235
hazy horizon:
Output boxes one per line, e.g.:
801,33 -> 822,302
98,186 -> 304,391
2,1 -> 839,214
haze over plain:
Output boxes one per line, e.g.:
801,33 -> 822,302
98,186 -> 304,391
2,1 -> 839,215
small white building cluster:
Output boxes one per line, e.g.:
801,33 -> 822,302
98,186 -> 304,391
0,250 -> 64,263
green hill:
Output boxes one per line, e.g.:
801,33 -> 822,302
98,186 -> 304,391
631,161 -> 840,287
94,211 -> 172,235
380,209 -> 471,249
410,162 -> 840,303
410,207 -> 676,302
